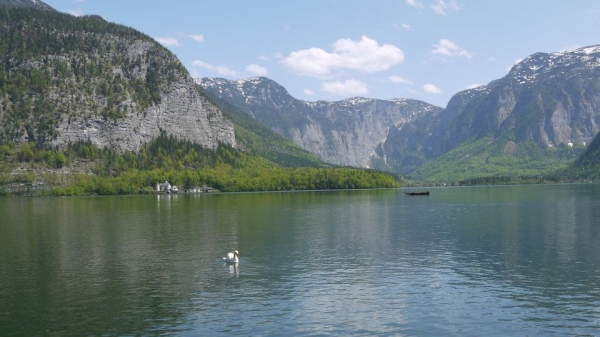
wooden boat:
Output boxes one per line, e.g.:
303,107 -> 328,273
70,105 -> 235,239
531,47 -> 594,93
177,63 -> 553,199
404,191 -> 429,196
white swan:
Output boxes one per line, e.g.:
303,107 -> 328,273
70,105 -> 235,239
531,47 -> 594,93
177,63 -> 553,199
223,250 -> 239,263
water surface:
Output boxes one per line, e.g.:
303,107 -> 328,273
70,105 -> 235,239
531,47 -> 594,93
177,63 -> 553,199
1,185 -> 600,335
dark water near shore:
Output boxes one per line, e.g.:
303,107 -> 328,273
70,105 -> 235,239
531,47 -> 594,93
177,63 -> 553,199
1,185 -> 600,336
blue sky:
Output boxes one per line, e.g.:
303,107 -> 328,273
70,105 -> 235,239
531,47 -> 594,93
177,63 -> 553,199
43,0 -> 600,108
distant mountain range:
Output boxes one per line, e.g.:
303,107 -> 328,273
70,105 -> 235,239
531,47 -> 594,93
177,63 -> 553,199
197,77 -> 441,168
198,45 -> 600,179
2,0 -> 600,182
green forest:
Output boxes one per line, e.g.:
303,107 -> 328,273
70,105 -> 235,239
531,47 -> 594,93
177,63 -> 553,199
0,134 -> 400,196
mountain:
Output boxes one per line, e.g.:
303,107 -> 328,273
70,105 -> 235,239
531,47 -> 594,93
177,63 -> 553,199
199,45 -> 600,180
565,130 -> 600,180
384,45 -> 600,178
198,88 -> 329,168
0,6 -> 235,153
197,77 -> 442,168
0,0 -> 55,11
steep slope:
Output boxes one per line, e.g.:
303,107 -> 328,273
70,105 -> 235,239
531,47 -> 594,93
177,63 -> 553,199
0,7 -> 235,153
566,130 -> 600,180
198,88 -> 329,168
197,77 -> 442,168
383,45 -> 600,177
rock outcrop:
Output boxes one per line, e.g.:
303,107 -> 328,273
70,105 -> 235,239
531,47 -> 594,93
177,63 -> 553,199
0,6 -> 235,153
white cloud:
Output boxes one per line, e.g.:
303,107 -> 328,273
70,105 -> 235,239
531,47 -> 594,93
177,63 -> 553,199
154,37 -> 181,47
486,56 -> 497,62
423,84 -> 443,94
389,76 -> 414,84
66,9 -> 83,16
191,60 -> 236,77
281,35 -> 404,77
406,0 -> 462,15
431,39 -> 474,59
258,55 -> 269,61
246,64 -> 268,76
392,23 -> 412,30
429,0 -> 463,15
189,34 -> 205,43
303,89 -> 315,96
322,79 -> 369,96
405,0 -> 424,8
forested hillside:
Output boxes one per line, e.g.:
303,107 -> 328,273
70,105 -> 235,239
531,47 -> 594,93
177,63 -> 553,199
564,131 -> 600,180
0,5 -> 400,195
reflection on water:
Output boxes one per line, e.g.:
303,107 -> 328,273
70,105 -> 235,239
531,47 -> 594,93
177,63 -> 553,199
227,262 -> 240,277
1,186 -> 600,336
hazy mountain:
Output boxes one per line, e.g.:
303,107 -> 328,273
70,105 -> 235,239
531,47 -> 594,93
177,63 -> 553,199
0,6 -> 235,153
197,77 -> 442,168
0,0 -> 55,11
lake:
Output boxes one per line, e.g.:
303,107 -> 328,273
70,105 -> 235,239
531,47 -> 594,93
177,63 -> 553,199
1,184 -> 600,336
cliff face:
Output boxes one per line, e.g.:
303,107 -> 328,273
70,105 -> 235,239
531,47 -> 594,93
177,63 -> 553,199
0,7 -> 235,152
379,45 -> 600,174
53,76 -> 235,152
197,77 -> 441,168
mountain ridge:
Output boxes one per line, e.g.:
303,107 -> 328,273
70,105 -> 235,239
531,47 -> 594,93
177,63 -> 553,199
377,44 -> 600,176
198,44 -> 600,179
0,6 -> 235,153
197,76 -> 442,168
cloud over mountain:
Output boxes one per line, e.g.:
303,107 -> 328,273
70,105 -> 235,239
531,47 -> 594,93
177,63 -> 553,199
322,79 -> 369,96
431,39 -> 474,58
280,36 -> 404,77
191,60 -> 236,77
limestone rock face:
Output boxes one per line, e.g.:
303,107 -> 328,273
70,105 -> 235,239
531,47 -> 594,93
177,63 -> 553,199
198,77 -> 440,168
53,77 -> 235,152
0,9 -> 235,152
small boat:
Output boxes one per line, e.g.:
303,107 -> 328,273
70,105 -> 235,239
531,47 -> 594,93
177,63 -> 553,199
404,191 -> 429,196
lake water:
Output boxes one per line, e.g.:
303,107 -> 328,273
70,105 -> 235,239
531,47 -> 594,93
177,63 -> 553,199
1,185 -> 600,336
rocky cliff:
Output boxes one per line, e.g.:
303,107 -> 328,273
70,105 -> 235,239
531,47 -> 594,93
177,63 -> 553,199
379,45 -> 600,174
197,77 -> 441,168
0,6 -> 235,153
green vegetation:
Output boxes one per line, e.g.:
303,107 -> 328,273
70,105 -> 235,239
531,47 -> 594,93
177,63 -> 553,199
0,134 -> 400,196
0,6 -> 400,196
411,136 -> 584,183
0,7 -> 186,143
199,88 -> 327,168
563,131 -> 600,180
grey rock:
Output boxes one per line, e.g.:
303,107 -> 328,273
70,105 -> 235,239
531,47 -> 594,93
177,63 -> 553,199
198,77 -> 440,168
